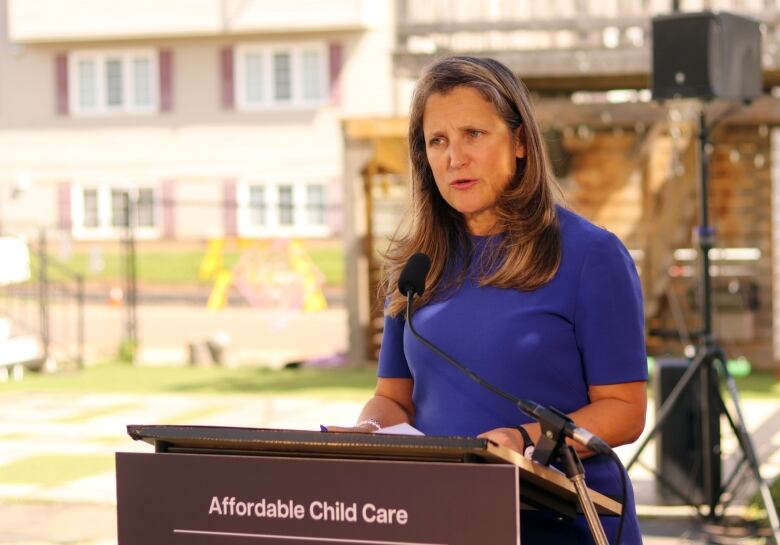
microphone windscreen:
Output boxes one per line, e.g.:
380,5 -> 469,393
398,253 -> 431,297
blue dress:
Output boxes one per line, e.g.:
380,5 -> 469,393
378,206 -> 647,544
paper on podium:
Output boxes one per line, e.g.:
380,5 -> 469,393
374,423 -> 425,436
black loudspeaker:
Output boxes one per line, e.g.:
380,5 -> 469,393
654,359 -> 721,505
652,11 -> 763,101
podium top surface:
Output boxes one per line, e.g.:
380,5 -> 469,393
127,424 -> 622,517
127,424 -> 503,461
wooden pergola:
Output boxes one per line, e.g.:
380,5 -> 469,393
342,117 -> 409,364
342,94 -> 780,370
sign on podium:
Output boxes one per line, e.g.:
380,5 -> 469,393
116,425 -> 621,545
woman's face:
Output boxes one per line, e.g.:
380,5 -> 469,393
422,85 -> 525,235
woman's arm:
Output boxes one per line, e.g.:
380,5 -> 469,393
479,380 -> 647,458
326,377 -> 415,432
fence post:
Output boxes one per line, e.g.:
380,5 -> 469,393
77,273 -> 85,368
120,191 -> 138,362
37,228 -> 50,366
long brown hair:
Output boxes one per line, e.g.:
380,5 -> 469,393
383,56 -> 561,317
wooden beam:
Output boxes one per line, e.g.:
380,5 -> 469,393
394,47 -> 650,81
343,118 -> 408,140
396,16 -> 650,35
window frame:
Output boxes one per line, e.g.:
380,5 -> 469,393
71,185 -> 161,240
305,184 -> 327,227
68,49 -> 159,116
237,181 -> 330,238
234,42 -> 329,111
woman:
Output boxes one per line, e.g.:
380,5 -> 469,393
333,56 -> 647,544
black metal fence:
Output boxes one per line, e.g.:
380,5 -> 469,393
0,226 -> 85,369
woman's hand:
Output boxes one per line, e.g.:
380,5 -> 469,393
478,427 -> 526,455
323,378 -> 415,434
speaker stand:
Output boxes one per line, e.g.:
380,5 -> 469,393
626,107 -> 780,544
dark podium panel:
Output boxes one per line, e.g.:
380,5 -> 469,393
118,425 -> 622,545
117,452 -> 520,545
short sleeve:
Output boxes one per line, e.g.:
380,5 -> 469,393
574,231 -> 648,385
377,312 -> 413,379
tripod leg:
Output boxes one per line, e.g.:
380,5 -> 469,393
700,353 -> 722,519
716,395 -> 750,517
715,355 -> 780,544
626,351 -> 708,470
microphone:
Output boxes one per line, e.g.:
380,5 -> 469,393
397,253 -> 612,462
398,252 -> 430,297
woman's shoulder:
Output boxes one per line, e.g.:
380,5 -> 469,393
555,205 -> 630,264
557,204 -> 611,241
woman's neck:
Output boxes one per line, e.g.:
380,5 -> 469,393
465,210 -> 502,236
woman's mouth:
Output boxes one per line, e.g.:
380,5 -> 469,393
450,179 -> 478,189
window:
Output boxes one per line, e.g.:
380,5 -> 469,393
72,186 -> 159,239
273,52 -> 292,102
69,50 -> 158,115
249,186 -> 266,226
105,58 -> 123,107
245,53 -> 264,103
301,50 -> 323,101
236,43 -> 328,109
82,189 -> 99,228
306,185 -> 326,225
238,182 -> 330,237
133,58 -> 152,107
278,185 -> 294,226
137,189 -> 155,228
77,60 -> 97,109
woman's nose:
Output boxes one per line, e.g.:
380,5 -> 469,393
448,141 -> 467,169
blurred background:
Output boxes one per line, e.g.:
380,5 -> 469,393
0,1 -> 778,543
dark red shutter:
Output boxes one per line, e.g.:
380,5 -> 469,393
328,42 -> 344,106
220,47 -> 234,110
223,180 -> 237,237
55,53 -> 68,115
57,183 -> 72,230
159,49 -> 173,112
161,180 -> 175,238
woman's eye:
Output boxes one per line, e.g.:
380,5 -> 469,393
468,130 -> 482,138
428,137 -> 443,147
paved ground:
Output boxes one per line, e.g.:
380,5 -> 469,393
76,303 -> 350,366
0,389 -> 777,545
1,303 -> 778,544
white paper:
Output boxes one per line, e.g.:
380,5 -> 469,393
373,423 -> 425,436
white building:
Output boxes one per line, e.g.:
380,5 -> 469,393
0,0 -> 398,241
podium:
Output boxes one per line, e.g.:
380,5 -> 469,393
117,425 -> 621,545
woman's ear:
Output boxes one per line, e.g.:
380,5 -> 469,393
514,125 -> 527,159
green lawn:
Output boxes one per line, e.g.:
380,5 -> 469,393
0,453 -> 115,487
0,365 -> 376,490
0,360 -> 776,401
643,370 -> 780,400
0,363 -> 776,497
51,246 -> 345,286
722,371 -> 780,399
0,363 -> 377,400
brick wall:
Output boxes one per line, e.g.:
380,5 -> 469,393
562,125 -> 777,371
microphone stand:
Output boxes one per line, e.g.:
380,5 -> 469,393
562,446 -> 611,545
405,293 -> 611,545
